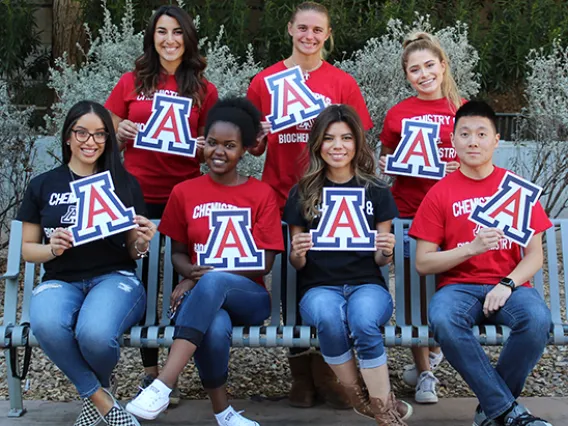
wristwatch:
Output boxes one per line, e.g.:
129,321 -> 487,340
498,277 -> 516,291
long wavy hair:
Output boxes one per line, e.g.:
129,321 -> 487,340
61,101 -> 135,207
299,104 -> 380,220
402,32 -> 462,112
134,5 -> 207,105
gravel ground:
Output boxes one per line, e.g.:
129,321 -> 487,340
0,344 -> 567,403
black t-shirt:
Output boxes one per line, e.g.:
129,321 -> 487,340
283,177 -> 399,296
16,165 -> 146,282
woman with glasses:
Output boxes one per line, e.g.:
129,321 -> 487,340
17,101 -> 156,426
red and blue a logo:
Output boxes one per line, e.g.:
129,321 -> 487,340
69,171 -> 136,246
469,171 -> 543,247
264,66 -> 326,132
311,188 -> 376,251
385,119 -> 446,180
134,94 -> 197,157
198,208 -> 264,270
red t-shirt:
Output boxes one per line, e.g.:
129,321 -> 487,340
247,61 -> 373,211
158,174 -> 285,287
380,96 -> 462,218
409,166 -> 552,289
105,71 -> 219,204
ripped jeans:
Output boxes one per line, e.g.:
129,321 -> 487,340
29,271 -> 146,398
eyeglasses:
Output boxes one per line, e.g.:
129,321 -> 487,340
71,129 -> 109,144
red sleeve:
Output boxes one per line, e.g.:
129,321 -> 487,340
408,190 -> 445,245
158,185 -> 189,244
247,75 -> 263,114
530,201 -> 553,235
105,73 -> 131,119
343,79 -> 373,131
379,108 -> 400,149
252,187 -> 284,252
198,82 -> 219,130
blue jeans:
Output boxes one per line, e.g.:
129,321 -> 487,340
299,284 -> 393,368
29,271 -> 146,398
429,284 -> 551,419
173,271 -> 271,389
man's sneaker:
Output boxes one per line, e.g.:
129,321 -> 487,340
126,379 -> 171,420
414,371 -> 439,404
215,406 -> 260,426
473,404 -> 503,426
74,398 -> 102,426
503,402 -> 553,426
102,389 -> 140,426
402,351 -> 444,387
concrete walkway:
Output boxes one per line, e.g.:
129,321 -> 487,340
1,397 -> 567,425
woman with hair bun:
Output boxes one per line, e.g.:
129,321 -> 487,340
378,31 -> 466,405
247,1 -> 372,409
126,98 -> 284,426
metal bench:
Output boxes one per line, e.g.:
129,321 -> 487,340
2,218 -> 567,417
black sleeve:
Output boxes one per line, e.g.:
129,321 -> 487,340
16,177 -> 42,224
370,182 -> 399,224
283,185 -> 308,228
127,173 -> 147,216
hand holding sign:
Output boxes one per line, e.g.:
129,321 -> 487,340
69,171 -> 137,246
385,119 -> 446,180
134,93 -> 197,157
468,171 -> 543,247
198,208 -> 265,271
265,66 -> 326,133
311,188 -> 377,251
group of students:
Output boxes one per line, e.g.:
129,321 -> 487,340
15,2 -> 555,426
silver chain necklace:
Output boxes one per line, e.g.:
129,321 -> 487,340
288,58 -> 323,80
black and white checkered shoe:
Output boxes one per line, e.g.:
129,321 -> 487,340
103,405 -> 141,426
74,398 -> 102,426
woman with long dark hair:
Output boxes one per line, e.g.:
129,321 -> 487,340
284,104 -> 411,425
105,5 -> 218,398
18,101 -> 156,426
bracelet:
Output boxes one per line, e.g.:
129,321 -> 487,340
381,250 -> 394,257
134,240 -> 149,258
50,247 -> 59,258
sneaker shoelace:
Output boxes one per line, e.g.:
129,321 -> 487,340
418,372 -> 439,394
507,413 -> 549,426
136,385 -> 164,407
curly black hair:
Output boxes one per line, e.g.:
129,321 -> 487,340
204,98 -> 262,148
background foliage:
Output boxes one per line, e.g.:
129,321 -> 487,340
74,0 -> 568,101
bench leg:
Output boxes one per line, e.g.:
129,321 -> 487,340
4,348 -> 26,417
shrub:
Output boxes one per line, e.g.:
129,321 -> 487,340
510,39 -> 568,216
0,82 -> 37,249
335,13 -> 480,148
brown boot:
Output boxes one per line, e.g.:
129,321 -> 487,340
310,352 -> 351,409
287,352 -> 316,408
369,393 -> 408,426
340,381 -> 374,418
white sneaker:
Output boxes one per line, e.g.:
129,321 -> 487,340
402,351 -> 444,387
126,379 -> 171,420
414,371 -> 439,404
215,406 -> 260,426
